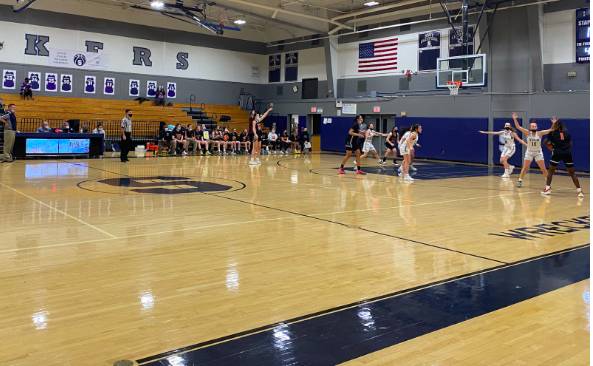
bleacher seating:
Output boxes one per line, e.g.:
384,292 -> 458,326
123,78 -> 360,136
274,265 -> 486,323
0,94 -> 252,145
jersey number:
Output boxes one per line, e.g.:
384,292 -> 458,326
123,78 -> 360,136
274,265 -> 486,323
531,141 -> 537,147
560,133 -> 564,140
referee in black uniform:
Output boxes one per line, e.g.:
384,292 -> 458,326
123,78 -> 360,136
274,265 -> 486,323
121,109 -> 132,162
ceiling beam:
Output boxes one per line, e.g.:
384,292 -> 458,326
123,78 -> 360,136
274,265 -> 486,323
332,0 -> 428,21
208,2 -> 327,35
214,0 -> 353,29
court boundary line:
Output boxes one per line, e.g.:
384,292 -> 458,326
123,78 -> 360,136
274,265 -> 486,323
135,243 -> 590,365
0,182 -> 117,239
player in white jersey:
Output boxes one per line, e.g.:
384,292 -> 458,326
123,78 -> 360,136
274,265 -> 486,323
360,124 -> 387,164
479,122 -> 526,178
398,124 -> 422,181
512,112 -> 552,188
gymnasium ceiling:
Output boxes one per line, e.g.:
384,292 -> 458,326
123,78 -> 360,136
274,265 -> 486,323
0,0 -> 560,43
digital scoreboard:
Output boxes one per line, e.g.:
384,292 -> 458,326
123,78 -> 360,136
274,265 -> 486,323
576,8 -> 590,63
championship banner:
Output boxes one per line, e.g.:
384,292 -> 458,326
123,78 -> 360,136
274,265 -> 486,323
284,52 -> 298,82
49,49 -> 109,71
418,31 -> 441,71
268,54 -> 281,83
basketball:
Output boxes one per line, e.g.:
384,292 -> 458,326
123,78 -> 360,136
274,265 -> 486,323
546,143 -> 553,151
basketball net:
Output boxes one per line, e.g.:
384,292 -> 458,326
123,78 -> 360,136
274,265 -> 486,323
218,12 -> 229,26
447,81 -> 462,96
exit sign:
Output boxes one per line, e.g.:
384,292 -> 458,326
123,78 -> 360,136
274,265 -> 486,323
373,106 -> 381,112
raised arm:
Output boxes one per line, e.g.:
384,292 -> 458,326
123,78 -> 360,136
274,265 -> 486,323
259,108 -> 273,121
512,112 -> 528,134
479,130 -> 503,135
512,132 -> 527,147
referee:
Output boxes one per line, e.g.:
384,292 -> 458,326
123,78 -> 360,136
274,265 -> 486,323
0,103 -> 17,163
121,109 -> 132,162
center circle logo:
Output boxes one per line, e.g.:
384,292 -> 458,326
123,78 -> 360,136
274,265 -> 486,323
73,54 -> 87,67
78,176 -> 245,195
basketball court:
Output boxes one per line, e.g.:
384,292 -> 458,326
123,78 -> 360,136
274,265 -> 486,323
0,153 -> 588,365
0,0 -> 590,365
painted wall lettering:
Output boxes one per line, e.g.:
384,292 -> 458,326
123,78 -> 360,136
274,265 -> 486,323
489,215 -> 590,240
24,34 -> 49,56
85,41 -> 104,53
132,47 -> 152,66
176,52 -> 189,70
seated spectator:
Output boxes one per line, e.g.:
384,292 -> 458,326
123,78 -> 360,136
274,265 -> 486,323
299,127 -> 311,154
280,129 -> 290,154
185,124 -> 198,155
157,124 -> 174,155
172,123 -> 187,156
155,86 -> 166,107
60,122 -> 76,133
198,124 -> 211,155
229,128 -> 240,154
81,125 -> 90,133
36,120 -> 52,133
268,128 -> 278,154
239,128 -> 250,154
211,126 -> 226,155
291,130 -> 300,152
92,122 -> 106,135
20,78 -> 33,101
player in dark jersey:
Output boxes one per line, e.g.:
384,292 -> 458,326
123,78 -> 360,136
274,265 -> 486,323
339,115 -> 366,175
542,118 -> 584,197
381,126 -> 399,166
250,108 -> 272,165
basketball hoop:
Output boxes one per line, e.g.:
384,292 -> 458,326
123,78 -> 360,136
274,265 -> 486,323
218,11 -> 229,26
447,81 -> 462,96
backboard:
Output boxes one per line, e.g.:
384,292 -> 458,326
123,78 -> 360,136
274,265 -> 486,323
436,54 -> 487,88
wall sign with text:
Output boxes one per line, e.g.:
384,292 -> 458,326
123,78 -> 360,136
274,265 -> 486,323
576,8 -> 590,63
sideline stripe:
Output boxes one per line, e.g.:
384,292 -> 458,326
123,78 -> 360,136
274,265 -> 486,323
135,244 -> 590,365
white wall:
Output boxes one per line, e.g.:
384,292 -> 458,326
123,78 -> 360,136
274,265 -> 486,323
543,10 -> 576,64
337,29 -> 453,79
267,47 -> 327,83
0,21 -> 328,84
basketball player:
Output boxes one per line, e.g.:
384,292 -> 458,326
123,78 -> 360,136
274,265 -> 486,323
249,108 -> 273,165
512,113 -> 550,188
541,119 -> 583,197
381,127 -> 399,166
360,124 -> 386,164
338,115 -> 366,175
479,123 -> 526,178
399,124 -> 422,181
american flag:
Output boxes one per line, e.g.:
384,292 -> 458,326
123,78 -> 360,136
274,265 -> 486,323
358,37 -> 398,73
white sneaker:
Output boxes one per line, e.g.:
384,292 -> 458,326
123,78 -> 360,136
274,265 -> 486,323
379,160 -> 385,165
393,162 -> 399,166
404,175 -> 414,181
182,151 -> 188,156
501,173 -> 510,178
256,159 -> 261,164
410,165 -> 417,171
249,160 -> 257,165
509,165 -> 515,173
398,172 -> 404,178
398,166 -> 402,172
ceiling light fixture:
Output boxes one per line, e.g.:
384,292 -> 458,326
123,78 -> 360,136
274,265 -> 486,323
364,1 -> 380,6
234,19 -> 246,25
150,1 -> 165,8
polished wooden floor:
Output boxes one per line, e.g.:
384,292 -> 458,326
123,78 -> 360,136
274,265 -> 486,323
0,152 -> 589,365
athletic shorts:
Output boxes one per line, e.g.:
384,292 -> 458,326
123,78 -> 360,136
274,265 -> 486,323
362,141 -> 376,153
248,134 -> 255,143
345,136 -> 360,152
384,142 -> 396,150
550,152 -> 574,167
524,150 -> 544,162
501,146 -> 515,158
399,143 -> 411,155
